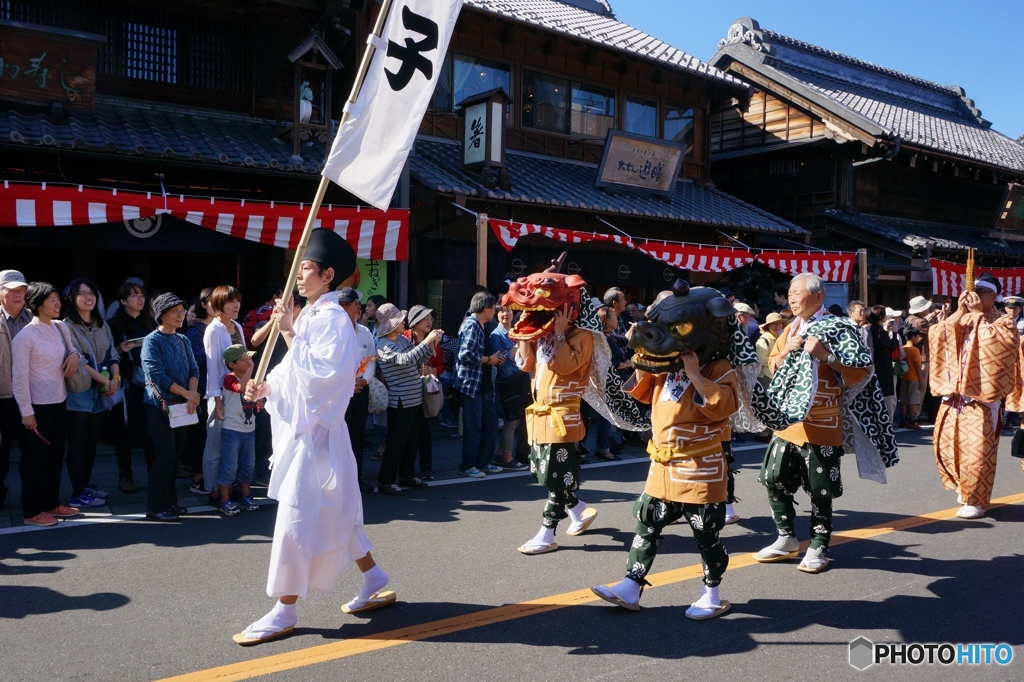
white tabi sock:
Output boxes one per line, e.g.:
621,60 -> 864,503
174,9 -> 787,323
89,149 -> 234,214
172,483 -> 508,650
691,585 -> 721,609
356,565 -> 389,602
567,500 -> 587,524
610,578 -> 642,604
246,600 -> 297,637
523,526 -> 555,550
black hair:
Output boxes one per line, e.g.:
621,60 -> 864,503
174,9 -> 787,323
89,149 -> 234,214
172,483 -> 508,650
866,304 -> 886,325
259,283 -> 283,303
367,294 -> 387,307
24,282 -> 59,316
63,278 -> 103,328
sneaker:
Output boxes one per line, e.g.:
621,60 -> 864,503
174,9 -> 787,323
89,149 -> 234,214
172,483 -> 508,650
502,461 -> 529,472
145,510 -> 179,522
238,496 -> 260,512
189,479 -> 208,495
378,483 -> 407,496
482,464 -> 503,474
462,467 -> 486,479
906,421 -> 922,430
419,471 -> 435,482
370,451 -> 384,461
48,505 -> 81,519
84,484 -> 108,499
220,501 -> 240,516
399,477 -> 429,489
24,512 -> 59,527
69,492 -> 106,508
119,478 -> 138,494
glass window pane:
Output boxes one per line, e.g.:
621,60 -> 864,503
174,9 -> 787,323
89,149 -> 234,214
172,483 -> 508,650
625,95 -> 657,137
431,53 -> 453,111
663,103 -> 695,158
452,54 -> 510,109
570,82 -> 615,137
522,69 -> 569,133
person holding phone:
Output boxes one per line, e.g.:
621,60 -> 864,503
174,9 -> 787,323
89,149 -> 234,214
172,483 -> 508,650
455,291 -> 505,479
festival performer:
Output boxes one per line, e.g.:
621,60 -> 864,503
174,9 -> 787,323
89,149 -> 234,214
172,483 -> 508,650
233,229 -> 395,646
591,281 -> 761,619
930,272 -> 1018,519
752,273 -> 897,573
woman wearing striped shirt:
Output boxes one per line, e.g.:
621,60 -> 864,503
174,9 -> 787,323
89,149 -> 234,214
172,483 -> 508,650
374,303 -> 443,496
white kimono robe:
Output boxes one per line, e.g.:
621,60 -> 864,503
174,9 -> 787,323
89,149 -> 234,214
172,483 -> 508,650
264,295 -> 372,598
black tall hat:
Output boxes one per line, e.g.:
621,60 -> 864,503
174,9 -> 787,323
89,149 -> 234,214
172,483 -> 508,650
304,228 -> 356,286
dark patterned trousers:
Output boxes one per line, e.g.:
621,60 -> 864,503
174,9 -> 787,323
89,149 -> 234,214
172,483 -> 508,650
625,492 -> 729,588
759,437 -> 843,550
529,441 -> 581,529
724,440 -> 737,504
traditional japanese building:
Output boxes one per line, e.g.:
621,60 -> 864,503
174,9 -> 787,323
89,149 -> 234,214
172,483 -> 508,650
709,17 -> 1024,306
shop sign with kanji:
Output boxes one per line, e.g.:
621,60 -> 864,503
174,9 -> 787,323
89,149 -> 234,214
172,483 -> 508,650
0,20 -> 104,109
594,129 -> 686,196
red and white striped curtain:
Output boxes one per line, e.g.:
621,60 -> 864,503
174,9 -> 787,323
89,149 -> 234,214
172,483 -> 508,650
490,218 -> 855,281
0,182 -> 410,260
931,259 -> 1024,297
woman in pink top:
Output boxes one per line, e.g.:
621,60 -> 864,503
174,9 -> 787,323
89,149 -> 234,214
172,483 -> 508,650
11,282 -> 83,526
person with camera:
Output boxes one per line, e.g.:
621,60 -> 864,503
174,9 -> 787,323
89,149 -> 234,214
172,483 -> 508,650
455,292 -> 505,479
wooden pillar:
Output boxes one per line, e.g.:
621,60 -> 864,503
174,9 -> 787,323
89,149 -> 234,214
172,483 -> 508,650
858,248 -> 868,303
476,212 -> 488,287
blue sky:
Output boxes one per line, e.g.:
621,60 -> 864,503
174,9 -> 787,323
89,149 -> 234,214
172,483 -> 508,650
613,1 -> 1024,139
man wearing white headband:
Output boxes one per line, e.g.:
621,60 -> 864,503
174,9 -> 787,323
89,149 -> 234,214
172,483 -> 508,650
929,272 -> 1018,519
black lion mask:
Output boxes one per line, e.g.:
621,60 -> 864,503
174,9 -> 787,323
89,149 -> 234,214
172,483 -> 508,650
628,280 -> 736,373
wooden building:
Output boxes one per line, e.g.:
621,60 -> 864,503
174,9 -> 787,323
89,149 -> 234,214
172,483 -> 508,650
708,17 -> 1024,306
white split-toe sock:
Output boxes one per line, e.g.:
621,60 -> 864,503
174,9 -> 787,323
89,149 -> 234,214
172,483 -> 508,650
608,578 -> 641,604
521,526 -> 556,551
685,585 -> 723,618
355,565 -> 389,603
724,503 -> 739,524
754,535 -> 799,561
245,600 -> 297,638
567,501 -> 587,525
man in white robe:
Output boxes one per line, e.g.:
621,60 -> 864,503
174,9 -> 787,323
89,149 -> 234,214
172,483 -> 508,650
234,229 -> 394,645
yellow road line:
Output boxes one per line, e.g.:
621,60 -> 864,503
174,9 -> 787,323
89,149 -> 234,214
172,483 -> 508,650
156,492 -> 1024,682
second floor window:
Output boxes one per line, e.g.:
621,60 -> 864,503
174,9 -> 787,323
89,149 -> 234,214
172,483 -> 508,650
432,53 -> 511,111
571,82 -> 615,138
523,70 -> 618,137
625,95 -> 657,137
663,104 -> 695,158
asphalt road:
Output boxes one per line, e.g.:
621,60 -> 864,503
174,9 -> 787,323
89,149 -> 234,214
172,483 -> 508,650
2,428 -> 1023,682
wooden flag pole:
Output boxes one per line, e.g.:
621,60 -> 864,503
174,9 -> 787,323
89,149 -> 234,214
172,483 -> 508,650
254,0 -> 396,384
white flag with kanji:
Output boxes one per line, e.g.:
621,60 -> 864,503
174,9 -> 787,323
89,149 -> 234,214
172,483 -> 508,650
322,0 -> 463,210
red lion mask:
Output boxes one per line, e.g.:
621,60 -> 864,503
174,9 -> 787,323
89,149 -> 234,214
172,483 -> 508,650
501,253 -> 587,341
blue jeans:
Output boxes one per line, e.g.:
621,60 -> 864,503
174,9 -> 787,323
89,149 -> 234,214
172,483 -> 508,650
219,428 -> 255,487
596,417 -> 616,452
460,389 -> 497,472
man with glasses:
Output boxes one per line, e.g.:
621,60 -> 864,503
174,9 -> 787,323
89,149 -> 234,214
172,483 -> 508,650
0,270 -> 30,508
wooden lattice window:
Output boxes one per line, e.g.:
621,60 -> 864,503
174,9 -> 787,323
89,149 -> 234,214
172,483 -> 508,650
122,22 -> 178,84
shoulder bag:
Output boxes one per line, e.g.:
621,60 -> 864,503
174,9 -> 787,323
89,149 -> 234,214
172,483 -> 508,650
146,334 -> 199,428
496,370 -> 533,421
422,374 -> 443,418
56,322 -> 92,394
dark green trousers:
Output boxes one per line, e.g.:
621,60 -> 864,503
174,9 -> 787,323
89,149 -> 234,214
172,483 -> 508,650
625,492 -> 729,588
759,436 -> 843,550
529,441 -> 582,529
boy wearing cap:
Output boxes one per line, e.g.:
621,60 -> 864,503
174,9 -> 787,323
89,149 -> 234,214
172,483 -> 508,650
0,269 -> 31,508
929,273 -> 1019,519
218,344 -> 261,515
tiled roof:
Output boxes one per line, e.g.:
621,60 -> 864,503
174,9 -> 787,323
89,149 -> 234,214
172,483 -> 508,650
824,209 -> 1024,259
0,96 -> 327,174
712,18 -> 1024,174
412,135 -> 806,235
465,0 -> 744,88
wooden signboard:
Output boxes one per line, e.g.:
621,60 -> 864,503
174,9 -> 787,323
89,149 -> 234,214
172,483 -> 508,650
0,20 -> 105,109
595,129 -> 685,196
995,183 -> 1024,233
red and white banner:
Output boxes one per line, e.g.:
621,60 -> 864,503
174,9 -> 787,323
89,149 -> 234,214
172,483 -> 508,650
639,243 -> 754,272
490,218 -> 855,279
0,182 -> 409,260
754,251 -> 856,282
930,259 -> 1024,297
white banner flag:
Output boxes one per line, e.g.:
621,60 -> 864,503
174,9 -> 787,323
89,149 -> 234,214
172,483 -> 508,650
322,0 -> 463,210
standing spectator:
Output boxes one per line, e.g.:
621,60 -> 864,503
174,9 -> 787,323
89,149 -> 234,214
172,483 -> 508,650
0,269 -> 31,508
106,280 -> 154,494
897,328 -> 926,429
142,294 -> 200,522
455,292 -> 505,479
594,306 -> 631,461
104,276 -> 144,321
733,302 -> 759,343
12,282 -> 81,526
491,304 -> 529,471
1005,295 -> 1024,336
241,284 -> 281,349
905,296 -> 933,330
339,288 -> 376,493
217,345 -> 261,516
202,285 -> 246,506
185,288 -> 213,495
603,287 -> 628,346
363,294 -> 389,459
624,301 -> 642,327
249,290 -> 292,486
773,285 -> 789,313
867,305 -> 901,424
847,300 -> 872,353
62,278 -> 120,509
375,303 -> 443,495
364,295 -> 386,335
755,312 -> 787,386
403,304 -> 444,481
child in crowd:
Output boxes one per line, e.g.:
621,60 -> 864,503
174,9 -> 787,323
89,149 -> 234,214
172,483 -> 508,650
219,344 -> 261,515
898,328 -> 926,429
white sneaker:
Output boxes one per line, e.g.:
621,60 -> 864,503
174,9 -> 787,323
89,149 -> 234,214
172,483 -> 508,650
798,546 -> 832,573
956,504 -> 984,519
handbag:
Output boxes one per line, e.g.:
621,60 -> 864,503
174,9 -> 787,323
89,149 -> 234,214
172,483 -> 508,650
367,375 -> 389,415
496,370 -> 533,420
131,365 -> 147,388
1011,428 -> 1024,458
56,323 -> 92,394
893,359 -> 910,376
422,375 -> 443,418
146,335 -> 199,428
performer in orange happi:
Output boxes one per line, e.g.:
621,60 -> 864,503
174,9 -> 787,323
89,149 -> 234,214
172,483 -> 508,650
929,273 -> 1019,519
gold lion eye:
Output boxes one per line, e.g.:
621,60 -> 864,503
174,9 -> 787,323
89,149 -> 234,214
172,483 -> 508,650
670,322 -> 693,336
533,288 -> 551,298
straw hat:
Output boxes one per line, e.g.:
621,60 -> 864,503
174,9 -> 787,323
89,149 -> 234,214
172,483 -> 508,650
759,312 -> 786,332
